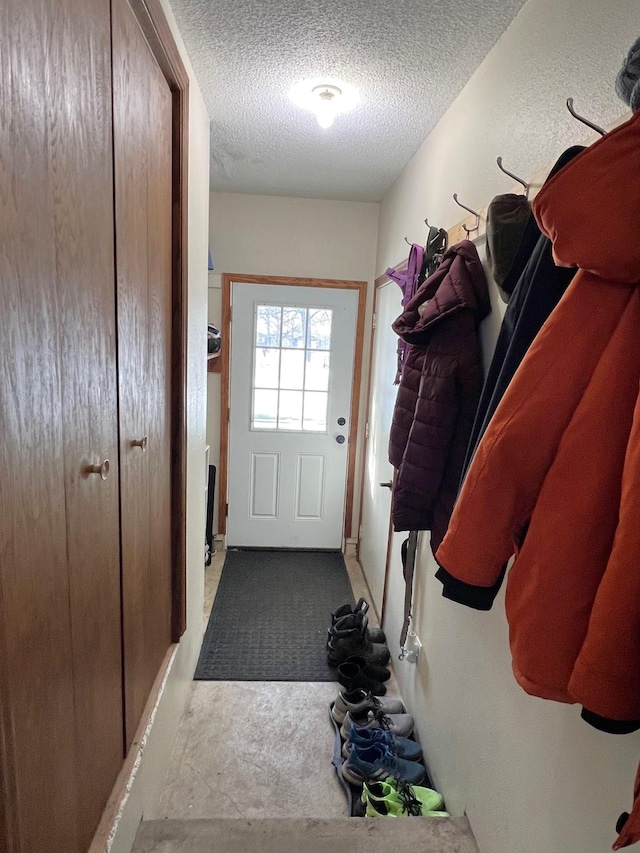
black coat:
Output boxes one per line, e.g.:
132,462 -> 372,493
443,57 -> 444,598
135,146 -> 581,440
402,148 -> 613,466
459,146 -> 584,485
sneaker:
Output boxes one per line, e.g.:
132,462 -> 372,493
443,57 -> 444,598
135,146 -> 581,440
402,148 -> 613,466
331,690 -> 405,725
330,598 -> 386,644
327,611 -> 390,667
362,779 -> 448,817
340,708 -> 414,740
341,743 -> 426,787
342,723 -> 423,762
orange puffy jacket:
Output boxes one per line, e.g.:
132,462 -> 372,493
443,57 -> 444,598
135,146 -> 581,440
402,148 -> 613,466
436,109 -> 640,732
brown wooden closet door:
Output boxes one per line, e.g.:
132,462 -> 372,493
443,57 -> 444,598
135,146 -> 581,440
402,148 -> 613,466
0,0 -> 123,850
112,0 -> 174,747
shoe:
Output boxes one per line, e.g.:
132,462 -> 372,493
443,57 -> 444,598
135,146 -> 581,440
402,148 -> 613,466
337,660 -> 387,696
362,779 -> 448,817
340,708 -> 414,740
342,723 -> 423,762
343,655 -> 390,682
331,689 -> 405,725
327,611 -> 390,667
330,598 -> 386,644
341,743 -> 426,787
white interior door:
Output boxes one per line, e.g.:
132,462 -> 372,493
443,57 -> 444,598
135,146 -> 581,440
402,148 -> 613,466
358,281 -> 402,614
227,282 -> 358,549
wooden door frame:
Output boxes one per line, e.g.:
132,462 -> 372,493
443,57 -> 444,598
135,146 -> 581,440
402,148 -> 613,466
355,270 -> 401,621
218,273 -> 367,546
127,0 -> 189,640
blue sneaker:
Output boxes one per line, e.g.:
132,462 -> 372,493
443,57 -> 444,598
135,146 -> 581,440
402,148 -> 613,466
341,742 -> 426,787
342,723 -> 423,762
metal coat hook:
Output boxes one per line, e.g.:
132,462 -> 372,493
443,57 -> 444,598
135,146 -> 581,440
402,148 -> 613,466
496,156 -> 530,198
452,193 -> 480,235
405,218 -> 434,246
566,98 -> 606,137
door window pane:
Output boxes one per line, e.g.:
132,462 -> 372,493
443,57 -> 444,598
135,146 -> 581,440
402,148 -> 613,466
305,351 -> 330,391
307,308 -> 332,350
278,390 -> 303,430
282,308 -> 306,348
280,349 -> 305,390
256,305 -> 281,347
254,348 -> 280,389
252,303 -> 334,431
253,389 -> 278,429
303,391 -> 328,431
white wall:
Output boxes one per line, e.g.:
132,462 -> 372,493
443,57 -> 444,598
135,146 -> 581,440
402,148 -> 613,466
207,192 -> 379,539
107,3 -> 210,849
371,2 -> 640,853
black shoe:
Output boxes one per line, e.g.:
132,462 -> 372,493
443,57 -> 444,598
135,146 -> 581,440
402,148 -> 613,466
343,655 -> 390,682
330,598 -> 386,644
337,660 -> 387,696
327,611 -> 390,667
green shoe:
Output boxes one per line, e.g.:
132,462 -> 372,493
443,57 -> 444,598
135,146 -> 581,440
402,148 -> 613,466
362,779 -> 446,817
366,799 -> 450,817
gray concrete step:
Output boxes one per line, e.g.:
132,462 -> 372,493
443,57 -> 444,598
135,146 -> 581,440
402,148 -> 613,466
133,816 -> 479,852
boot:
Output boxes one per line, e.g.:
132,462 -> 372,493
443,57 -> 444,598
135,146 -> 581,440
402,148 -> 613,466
337,659 -> 389,696
327,611 -> 390,667
343,654 -> 390,681
330,597 -> 386,644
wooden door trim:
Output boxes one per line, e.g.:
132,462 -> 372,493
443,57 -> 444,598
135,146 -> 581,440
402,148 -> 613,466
219,273 -> 368,545
88,644 -> 177,853
128,0 -> 189,640
356,273 -> 396,621
0,597 -> 19,850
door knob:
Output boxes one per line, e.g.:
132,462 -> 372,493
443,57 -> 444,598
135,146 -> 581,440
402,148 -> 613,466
132,435 -> 148,452
337,417 -> 346,426
379,480 -> 393,489
87,460 -> 110,480
336,434 -> 345,444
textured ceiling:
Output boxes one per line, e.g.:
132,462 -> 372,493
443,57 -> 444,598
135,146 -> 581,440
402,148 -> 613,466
169,0 -> 528,201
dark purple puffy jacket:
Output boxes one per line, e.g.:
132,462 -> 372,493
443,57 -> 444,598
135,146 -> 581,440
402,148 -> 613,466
388,240 -> 491,555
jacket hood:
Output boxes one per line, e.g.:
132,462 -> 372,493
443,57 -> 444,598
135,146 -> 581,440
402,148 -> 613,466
485,193 -> 534,301
393,240 -> 491,344
533,110 -> 640,284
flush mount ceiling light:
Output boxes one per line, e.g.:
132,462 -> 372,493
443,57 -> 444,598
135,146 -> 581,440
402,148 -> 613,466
312,84 -> 342,128
290,78 -> 359,130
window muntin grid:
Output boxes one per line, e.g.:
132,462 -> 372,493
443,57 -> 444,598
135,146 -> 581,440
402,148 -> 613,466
252,304 -> 332,431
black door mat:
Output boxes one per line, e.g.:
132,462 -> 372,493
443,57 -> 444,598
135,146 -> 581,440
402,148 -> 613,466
329,702 -> 436,817
195,549 -> 354,681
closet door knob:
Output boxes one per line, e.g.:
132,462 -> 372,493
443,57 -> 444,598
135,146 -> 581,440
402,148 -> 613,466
132,436 -> 148,452
87,460 -> 110,480
379,481 -> 393,489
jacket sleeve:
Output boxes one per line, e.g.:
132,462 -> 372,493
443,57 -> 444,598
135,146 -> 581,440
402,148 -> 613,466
435,279 -> 604,607
429,340 -> 486,554
567,398 -> 640,730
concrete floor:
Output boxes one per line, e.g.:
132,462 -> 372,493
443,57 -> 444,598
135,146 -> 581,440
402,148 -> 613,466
135,817 -> 479,853
157,550 -> 401,821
